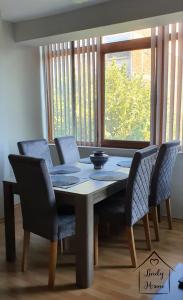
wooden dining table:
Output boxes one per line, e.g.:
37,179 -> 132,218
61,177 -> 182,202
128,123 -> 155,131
3,156 -> 130,288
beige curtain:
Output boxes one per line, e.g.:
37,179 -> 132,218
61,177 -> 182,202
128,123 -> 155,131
40,38 -> 100,146
151,22 -> 183,148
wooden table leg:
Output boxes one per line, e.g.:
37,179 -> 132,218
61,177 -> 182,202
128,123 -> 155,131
75,199 -> 93,288
3,181 -> 16,262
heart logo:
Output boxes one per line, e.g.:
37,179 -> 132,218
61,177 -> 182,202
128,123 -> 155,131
150,258 -> 159,266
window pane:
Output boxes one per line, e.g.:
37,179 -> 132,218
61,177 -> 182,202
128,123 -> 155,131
104,49 -> 151,141
102,28 -> 150,44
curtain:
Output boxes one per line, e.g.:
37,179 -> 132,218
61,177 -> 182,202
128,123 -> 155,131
40,37 -> 100,146
151,22 -> 183,148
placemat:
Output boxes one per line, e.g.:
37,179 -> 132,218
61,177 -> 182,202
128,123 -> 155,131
90,171 -> 127,181
117,157 -> 132,168
51,175 -> 80,187
50,165 -> 80,174
79,157 -> 92,164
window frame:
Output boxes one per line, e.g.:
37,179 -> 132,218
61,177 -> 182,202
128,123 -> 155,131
100,36 -> 151,149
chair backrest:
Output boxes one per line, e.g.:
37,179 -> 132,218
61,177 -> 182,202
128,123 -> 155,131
149,140 -> 180,206
125,145 -> 158,226
54,136 -> 80,164
9,154 -> 58,240
17,139 -> 53,170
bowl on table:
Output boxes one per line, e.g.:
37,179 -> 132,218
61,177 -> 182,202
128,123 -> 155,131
90,151 -> 109,169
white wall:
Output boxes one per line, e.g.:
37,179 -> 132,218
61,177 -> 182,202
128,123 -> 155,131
13,0 -> 183,44
0,19 -> 42,218
171,152 -> 183,219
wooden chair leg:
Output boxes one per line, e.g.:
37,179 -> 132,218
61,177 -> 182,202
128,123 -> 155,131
166,198 -> 173,230
94,222 -> 98,266
126,226 -> 137,268
21,230 -> 30,272
151,207 -> 160,241
142,214 -> 152,250
48,241 -> 58,289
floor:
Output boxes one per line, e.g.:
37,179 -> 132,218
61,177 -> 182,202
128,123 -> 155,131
0,206 -> 183,300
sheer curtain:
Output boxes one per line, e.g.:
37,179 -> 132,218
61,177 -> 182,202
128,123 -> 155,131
151,22 -> 183,148
40,37 -> 100,146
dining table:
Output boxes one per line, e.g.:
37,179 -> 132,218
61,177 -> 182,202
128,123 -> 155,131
3,156 -> 131,288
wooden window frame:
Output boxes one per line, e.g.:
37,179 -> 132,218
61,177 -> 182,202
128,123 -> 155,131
100,37 -> 151,149
47,32 -> 178,148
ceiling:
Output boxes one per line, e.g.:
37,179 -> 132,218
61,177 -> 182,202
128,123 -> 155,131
0,0 -> 109,22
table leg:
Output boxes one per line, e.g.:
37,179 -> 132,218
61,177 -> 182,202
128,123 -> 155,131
75,199 -> 93,288
3,181 -> 16,261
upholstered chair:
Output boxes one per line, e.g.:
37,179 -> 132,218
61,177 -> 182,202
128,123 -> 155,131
149,141 -> 180,241
9,154 -> 75,288
94,145 -> 158,268
18,139 -> 53,170
54,136 -> 80,164
17,138 -> 74,216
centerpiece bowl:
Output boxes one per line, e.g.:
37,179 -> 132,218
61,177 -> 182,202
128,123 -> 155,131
90,150 -> 109,169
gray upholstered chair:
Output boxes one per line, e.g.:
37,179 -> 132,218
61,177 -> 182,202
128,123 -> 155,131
17,138 -> 75,216
54,136 -> 80,164
149,140 -> 180,241
18,139 -> 53,170
94,145 -> 158,267
8,154 -> 75,288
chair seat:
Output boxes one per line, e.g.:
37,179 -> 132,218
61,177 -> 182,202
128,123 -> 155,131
57,214 -> 75,240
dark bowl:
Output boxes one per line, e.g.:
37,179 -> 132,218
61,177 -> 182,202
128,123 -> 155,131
90,151 -> 109,169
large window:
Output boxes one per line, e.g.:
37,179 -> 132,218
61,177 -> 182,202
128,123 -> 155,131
43,29 -> 151,148
100,32 -> 151,148
42,22 -> 183,149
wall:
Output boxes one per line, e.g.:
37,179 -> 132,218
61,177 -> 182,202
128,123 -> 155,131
0,19 -> 42,218
13,0 -> 183,44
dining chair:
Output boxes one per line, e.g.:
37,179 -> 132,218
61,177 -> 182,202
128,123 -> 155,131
8,154 -> 76,288
18,139 -> 54,170
17,138 -> 75,219
54,136 -> 80,164
94,145 -> 158,268
149,140 -> 180,241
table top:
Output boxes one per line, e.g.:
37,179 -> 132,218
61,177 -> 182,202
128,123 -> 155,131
53,156 -> 130,196
4,156 -> 130,200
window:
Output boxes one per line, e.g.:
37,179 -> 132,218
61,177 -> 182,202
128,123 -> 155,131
43,30 -> 151,148
43,39 -> 98,145
100,31 -> 151,148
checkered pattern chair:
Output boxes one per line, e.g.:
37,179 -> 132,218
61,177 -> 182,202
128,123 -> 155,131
94,145 -> 158,267
149,141 -> 180,241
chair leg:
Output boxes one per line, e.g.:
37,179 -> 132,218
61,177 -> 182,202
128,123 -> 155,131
142,214 -> 152,250
126,226 -> 137,268
48,240 -> 58,289
21,230 -> 30,272
166,198 -> 173,230
151,207 -> 160,241
94,222 -> 98,266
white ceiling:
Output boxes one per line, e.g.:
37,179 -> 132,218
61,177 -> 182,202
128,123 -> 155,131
0,0 -> 109,22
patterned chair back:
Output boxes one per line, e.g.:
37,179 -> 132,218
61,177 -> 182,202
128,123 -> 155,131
18,139 -> 53,170
149,141 -> 180,206
125,146 -> 158,226
54,136 -> 80,164
9,154 -> 58,240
